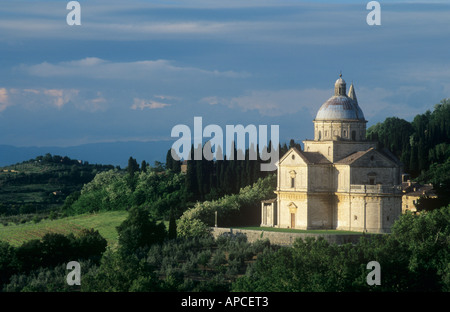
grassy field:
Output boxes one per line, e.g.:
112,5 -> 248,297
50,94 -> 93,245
234,226 -> 364,235
0,210 -> 129,248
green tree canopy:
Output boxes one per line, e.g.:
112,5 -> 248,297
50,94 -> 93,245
232,205 -> 450,292
116,206 -> 166,254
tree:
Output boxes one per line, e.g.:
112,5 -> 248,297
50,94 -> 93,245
127,157 -> 139,176
40,233 -> 74,267
417,157 -> 450,210
232,206 -> 450,292
185,146 -> 198,201
116,206 -> 166,254
73,228 -> 108,263
152,161 -> 165,173
168,209 -> 177,240
366,102 -> 450,177
127,157 -> 139,190
166,149 -> 174,171
172,158 -> 181,173
82,250 -> 161,292
0,241 -> 17,286
141,160 -> 148,173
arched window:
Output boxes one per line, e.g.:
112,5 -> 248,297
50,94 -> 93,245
289,170 -> 296,188
351,130 -> 356,141
318,131 -> 322,141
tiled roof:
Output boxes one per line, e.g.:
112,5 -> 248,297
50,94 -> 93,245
402,182 -> 436,197
335,149 -> 372,164
301,151 -> 331,164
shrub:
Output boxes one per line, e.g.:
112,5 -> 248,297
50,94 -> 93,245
177,175 -> 276,236
197,250 -> 212,267
251,239 -> 271,254
177,218 -> 211,239
210,250 -> 227,268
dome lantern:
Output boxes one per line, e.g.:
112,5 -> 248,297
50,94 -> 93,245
334,73 -> 346,96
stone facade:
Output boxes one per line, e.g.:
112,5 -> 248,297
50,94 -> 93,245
401,179 -> 437,214
261,75 -> 403,233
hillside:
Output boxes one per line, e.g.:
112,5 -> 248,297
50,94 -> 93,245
367,99 -> 450,177
0,154 -> 115,218
0,140 -> 173,168
0,210 -> 128,248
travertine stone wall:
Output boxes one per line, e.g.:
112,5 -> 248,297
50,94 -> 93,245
211,227 -> 374,246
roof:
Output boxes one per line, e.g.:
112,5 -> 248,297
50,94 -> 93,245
335,149 -> 373,164
301,151 -> 331,164
335,147 -> 401,166
315,96 -> 365,121
379,147 -> 403,166
402,182 -> 437,197
315,75 -> 365,121
278,147 -> 331,166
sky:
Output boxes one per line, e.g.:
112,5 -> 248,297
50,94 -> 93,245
0,0 -> 449,153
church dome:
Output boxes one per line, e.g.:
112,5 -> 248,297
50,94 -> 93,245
315,75 -> 365,121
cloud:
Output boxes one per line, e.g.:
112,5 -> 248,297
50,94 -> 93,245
201,88 -> 331,117
22,57 -> 250,81
131,98 -> 171,110
200,82 -> 434,121
154,95 -> 181,101
0,88 -> 11,112
42,89 -> 79,109
0,88 -> 109,113
201,96 -> 220,106
1,0 -> 449,51
79,92 -> 108,112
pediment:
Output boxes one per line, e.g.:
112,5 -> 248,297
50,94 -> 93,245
277,147 -> 309,167
345,148 -> 400,168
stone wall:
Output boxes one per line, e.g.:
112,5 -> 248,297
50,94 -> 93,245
210,227 -> 372,246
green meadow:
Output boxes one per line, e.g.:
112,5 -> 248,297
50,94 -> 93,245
0,210 -> 129,248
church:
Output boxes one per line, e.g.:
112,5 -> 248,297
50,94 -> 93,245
261,75 -> 403,233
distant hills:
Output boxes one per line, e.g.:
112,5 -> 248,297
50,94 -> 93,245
0,140 -> 175,168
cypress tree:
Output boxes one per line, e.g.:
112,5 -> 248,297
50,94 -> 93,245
127,157 -> 139,177
127,157 -> 139,190
165,149 -> 173,171
141,160 -> 147,173
185,145 -> 198,201
172,159 -> 181,173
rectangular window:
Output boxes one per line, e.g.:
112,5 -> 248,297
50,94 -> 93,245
291,177 -> 295,188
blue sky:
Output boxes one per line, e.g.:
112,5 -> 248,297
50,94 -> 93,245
0,0 -> 449,151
